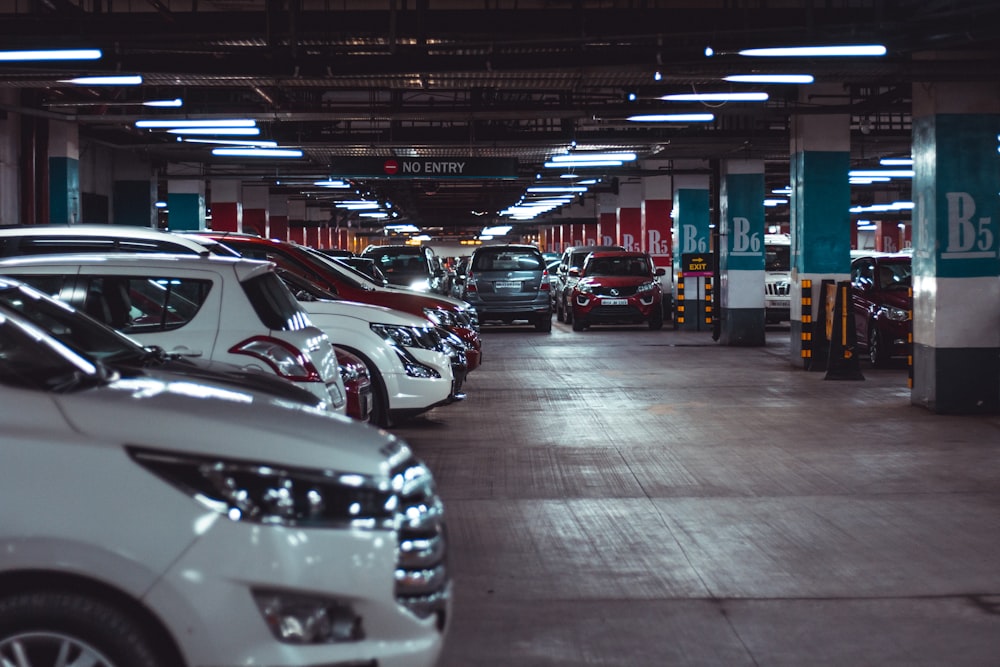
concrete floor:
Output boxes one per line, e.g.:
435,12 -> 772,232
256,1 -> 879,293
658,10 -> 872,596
392,320 -> 1000,667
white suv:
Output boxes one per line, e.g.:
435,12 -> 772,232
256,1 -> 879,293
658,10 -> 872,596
0,306 -> 450,666
0,253 -> 347,413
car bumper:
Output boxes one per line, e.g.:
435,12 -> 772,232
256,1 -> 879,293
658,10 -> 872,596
146,517 -> 449,667
465,295 -> 552,321
385,348 -> 455,412
573,293 -> 660,323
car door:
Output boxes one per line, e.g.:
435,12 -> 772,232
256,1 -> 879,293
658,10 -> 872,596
850,258 -> 875,347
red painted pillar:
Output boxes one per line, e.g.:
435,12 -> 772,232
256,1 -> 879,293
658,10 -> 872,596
242,184 -> 269,237
617,181 -> 642,252
210,180 -> 241,233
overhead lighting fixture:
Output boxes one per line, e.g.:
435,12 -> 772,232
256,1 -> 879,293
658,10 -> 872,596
359,212 -> 390,219
549,152 -> 637,163
764,198 -> 788,207
850,201 -> 914,214
142,98 -> 184,108
386,224 -> 420,233
313,179 -> 351,188
660,92 -> 768,102
334,201 -> 380,210
772,186 -> 792,195
544,160 -> 622,168
848,169 -> 914,179
850,176 -> 892,184
724,74 -> 814,84
182,138 -> 277,147
61,75 -> 142,86
0,48 -> 102,61
526,186 -> 588,193
879,157 -> 914,166
211,147 -> 303,158
137,119 -> 257,128
168,128 -> 261,136
739,44 -> 887,57
482,225 -> 513,236
627,113 -> 715,122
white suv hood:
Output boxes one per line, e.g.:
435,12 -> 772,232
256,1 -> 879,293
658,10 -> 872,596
304,298 -> 430,327
52,378 -> 401,477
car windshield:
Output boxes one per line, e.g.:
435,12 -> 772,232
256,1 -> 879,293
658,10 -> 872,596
586,256 -> 650,277
297,246 -> 375,290
0,308 -> 111,392
0,283 -> 146,365
877,261 -> 912,290
365,249 -> 430,281
472,249 -> 542,271
765,244 -> 790,271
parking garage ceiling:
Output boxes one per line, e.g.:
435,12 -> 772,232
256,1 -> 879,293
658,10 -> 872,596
1,1 -> 999,239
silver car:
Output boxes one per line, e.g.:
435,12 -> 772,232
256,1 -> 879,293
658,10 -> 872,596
458,244 -> 552,332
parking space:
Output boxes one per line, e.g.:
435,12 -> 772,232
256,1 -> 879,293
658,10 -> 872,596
394,322 -> 1000,666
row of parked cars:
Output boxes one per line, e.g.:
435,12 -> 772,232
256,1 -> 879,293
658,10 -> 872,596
0,225 -> 460,667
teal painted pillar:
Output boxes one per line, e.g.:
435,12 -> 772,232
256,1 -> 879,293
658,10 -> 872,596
789,97 -> 852,368
911,80 -> 1000,414
672,172 -> 711,331
48,120 -> 80,225
167,179 -> 206,231
719,159 -> 766,346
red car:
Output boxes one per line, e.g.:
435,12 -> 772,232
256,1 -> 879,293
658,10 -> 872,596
334,345 -> 374,422
567,250 -> 666,331
194,233 -> 483,372
850,253 -> 913,367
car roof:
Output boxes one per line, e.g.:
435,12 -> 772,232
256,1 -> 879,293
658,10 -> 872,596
0,224 -> 213,252
587,250 -> 647,259
565,244 -> 626,253
473,243 -> 541,252
0,251 -> 272,279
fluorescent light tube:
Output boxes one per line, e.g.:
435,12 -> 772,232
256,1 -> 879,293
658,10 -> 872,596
544,160 -> 622,168
211,147 -> 303,158
660,92 -> 768,101
168,128 -> 261,136
739,45 -> 886,57
879,157 -> 913,166
848,169 -> 913,178
61,75 -> 142,85
724,74 -> 814,84
627,113 -> 715,122
0,49 -> 101,61
183,138 -> 277,147
526,186 -> 588,193
313,179 -> 350,188
137,119 -> 257,128
142,98 -> 184,108
549,152 -> 637,163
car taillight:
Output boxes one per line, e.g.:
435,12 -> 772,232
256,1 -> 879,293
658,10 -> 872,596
540,268 -> 550,291
229,335 -> 323,382
465,271 -> 478,293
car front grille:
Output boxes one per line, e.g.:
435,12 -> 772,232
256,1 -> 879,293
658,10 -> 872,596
592,285 -> 638,297
766,281 -> 791,296
390,456 -> 449,626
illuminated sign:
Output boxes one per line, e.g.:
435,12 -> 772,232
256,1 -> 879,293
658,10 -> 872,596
329,157 -> 519,179
681,253 -> 713,276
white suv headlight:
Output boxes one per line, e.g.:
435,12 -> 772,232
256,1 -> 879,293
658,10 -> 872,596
370,323 -> 439,350
129,448 -> 395,528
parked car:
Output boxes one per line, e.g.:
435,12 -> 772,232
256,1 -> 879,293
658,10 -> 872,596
765,233 -> 792,324
458,244 -> 552,332
850,253 -> 913,367
335,255 -> 390,286
279,269 -> 466,428
194,232 -> 483,372
0,223 -> 240,258
361,244 -> 447,294
0,306 -> 450,667
566,250 -> 666,331
0,252 -> 348,413
334,345 -> 374,421
0,275 -> 331,410
554,244 -> 626,322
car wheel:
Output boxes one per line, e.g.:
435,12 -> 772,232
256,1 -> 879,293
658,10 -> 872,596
648,304 -> 664,330
0,592 -> 168,667
868,325 -> 888,368
556,299 -> 565,322
343,347 -> 393,428
564,302 -> 573,325
534,313 -> 552,332
571,317 -> 586,332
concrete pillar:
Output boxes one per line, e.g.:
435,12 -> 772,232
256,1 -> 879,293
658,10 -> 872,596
597,193 -> 617,246
672,172 -> 711,331
911,78 -> 1000,414
210,179 -> 242,233
642,172 -> 672,272
287,198 -> 306,244
48,119 -> 80,225
0,90 -> 19,226
617,181 -> 642,252
109,151 -> 154,227
167,178 -> 207,231
243,184 -> 269,237
719,159 -> 766,345
269,193 -> 288,241
789,86 -> 852,366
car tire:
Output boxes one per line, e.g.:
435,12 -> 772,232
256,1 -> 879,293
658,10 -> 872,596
535,313 -> 552,332
648,304 -> 664,330
0,592 -> 168,667
556,299 -> 565,322
868,325 -> 888,368
342,346 -> 393,428
571,317 -> 586,332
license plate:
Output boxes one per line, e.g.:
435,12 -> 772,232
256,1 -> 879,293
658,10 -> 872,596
494,281 -> 520,289
768,299 -> 790,308
602,298 -> 628,306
